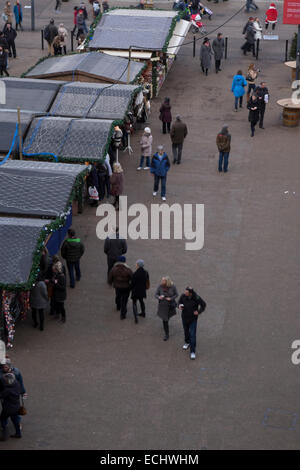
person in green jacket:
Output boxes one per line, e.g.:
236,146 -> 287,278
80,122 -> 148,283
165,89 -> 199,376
61,228 -> 85,288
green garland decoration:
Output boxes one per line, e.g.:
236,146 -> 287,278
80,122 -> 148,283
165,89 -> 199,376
0,166 -> 89,292
290,33 -> 297,60
162,11 -> 184,53
152,60 -> 157,97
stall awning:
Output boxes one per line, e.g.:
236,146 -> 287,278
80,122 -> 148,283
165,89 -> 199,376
166,19 -> 190,56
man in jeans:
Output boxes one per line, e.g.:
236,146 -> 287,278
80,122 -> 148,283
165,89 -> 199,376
150,145 -> 170,201
216,125 -> 231,173
170,115 -> 188,165
178,287 -> 206,360
61,228 -> 85,288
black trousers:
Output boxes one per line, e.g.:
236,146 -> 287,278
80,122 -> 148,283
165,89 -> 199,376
32,308 -> 44,329
115,288 -> 130,318
0,66 -> 9,77
8,41 -> 16,58
55,301 -> 66,320
215,59 -> 221,71
132,298 -> 145,317
163,320 -> 169,336
162,121 -> 171,134
259,104 -> 266,127
107,257 -> 117,278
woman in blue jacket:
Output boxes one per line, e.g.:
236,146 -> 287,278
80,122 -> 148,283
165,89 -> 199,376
150,145 -> 170,201
13,0 -> 22,31
231,70 -> 247,111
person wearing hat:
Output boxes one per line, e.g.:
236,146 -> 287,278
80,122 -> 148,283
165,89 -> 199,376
170,115 -> 188,165
0,373 -> 22,440
216,125 -> 231,172
150,145 -> 170,201
265,3 -> 278,31
108,256 -> 133,320
178,287 -> 206,360
137,127 -> 152,170
131,260 -> 150,323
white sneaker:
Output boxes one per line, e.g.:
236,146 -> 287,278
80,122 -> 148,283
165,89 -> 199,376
153,192 -> 157,196
137,167 -> 142,170
144,166 -> 150,170
190,352 -> 196,360
162,196 -> 166,201
183,343 -> 190,350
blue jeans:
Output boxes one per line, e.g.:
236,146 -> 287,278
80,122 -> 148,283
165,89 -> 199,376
234,96 -> 243,109
182,318 -> 198,353
139,155 -> 150,167
1,412 -> 21,437
218,152 -> 229,172
67,260 -> 81,288
153,175 -> 167,197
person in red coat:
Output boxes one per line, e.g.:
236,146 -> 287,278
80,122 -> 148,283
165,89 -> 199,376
159,97 -> 172,134
265,3 -> 278,31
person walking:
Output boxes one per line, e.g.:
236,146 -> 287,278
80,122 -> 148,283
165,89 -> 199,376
247,94 -> 260,137
104,227 -> 127,279
3,2 -> 13,25
45,254 -> 66,316
265,3 -> 278,31
178,287 -> 206,360
245,0 -> 258,13
231,70 -> 247,111
30,274 -> 49,331
110,162 -> 124,211
0,359 -> 26,398
55,0 -> 62,12
44,18 -> 58,56
253,16 -> 262,41
151,145 -> 170,201
246,63 -> 259,100
61,228 -> 85,289
200,37 -> 212,75
137,127 -> 152,170
13,1 -> 22,31
212,33 -> 225,73
0,46 -> 9,76
155,276 -> 178,341
52,261 -> 67,323
3,22 -> 17,58
216,125 -> 231,173
241,17 -> 256,56
0,373 -> 22,441
57,23 -> 68,55
108,256 -> 133,320
159,97 -> 172,134
131,259 -> 150,323
170,115 -> 188,165
255,81 -> 269,129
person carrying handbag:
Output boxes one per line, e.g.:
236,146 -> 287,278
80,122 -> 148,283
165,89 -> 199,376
155,276 -> 178,341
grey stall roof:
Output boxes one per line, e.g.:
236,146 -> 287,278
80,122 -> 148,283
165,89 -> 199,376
50,82 -> 141,119
23,116 -> 113,162
0,78 -> 65,113
88,12 -> 174,51
25,52 -> 145,83
0,160 -> 86,217
0,217 -> 51,286
0,110 -> 38,154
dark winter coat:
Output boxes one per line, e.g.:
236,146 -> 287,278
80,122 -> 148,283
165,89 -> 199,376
200,44 -> 212,69
247,99 -> 260,123
104,235 -> 127,262
3,26 -> 17,44
0,380 -> 21,415
212,37 -> 224,60
44,23 -> 58,43
178,292 -> 206,324
131,267 -> 149,299
216,132 -> 231,152
256,86 -> 269,107
159,102 -> 172,123
151,152 -> 170,177
155,284 -> 178,321
0,51 -> 7,67
108,262 -> 133,289
245,24 -> 256,44
0,37 -> 9,50
30,281 -> 49,310
61,237 -> 85,263
0,367 -> 26,395
170,120 -> 188,144
53,272 -> 67,302
110,172 -> 124,196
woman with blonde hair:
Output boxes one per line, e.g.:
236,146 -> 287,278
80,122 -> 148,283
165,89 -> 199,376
110,162 -> 124,211
246,63 -> 259,101
155,276 -> 178,341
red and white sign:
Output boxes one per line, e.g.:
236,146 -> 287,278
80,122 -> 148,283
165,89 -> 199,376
283,0 -> 300,24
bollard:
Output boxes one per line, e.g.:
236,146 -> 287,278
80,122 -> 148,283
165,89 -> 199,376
193,35 -> 196,58
225,37 -> 228,60
256,38 -> 260,60
285,40 -> 289,62
41,29 -> 44,50
71,31 -> 74,52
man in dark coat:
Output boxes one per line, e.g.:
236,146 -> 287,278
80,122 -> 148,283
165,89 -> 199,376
170,115 -> 188,165
44,18 -> 58,56
247,94 -> 260,137
241,18 -> 256,56
216,125 -> 231,172
131,260 -> 150,323
178,287 -> 206,360
0,373 -> 22,440
52,261 -> 67,322
200,38 -> 212,75
108,256 -> 133,320
255,81 -> 269,129
3,22 -> 17,58
61,228 -> 85,288
104,227 -> 127,280
212,33 -> 225,73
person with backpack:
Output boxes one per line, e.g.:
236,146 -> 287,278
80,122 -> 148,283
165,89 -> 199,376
104,227 -> 127,279
44,18 -> 58,56
216,125 -> 231,173
61,228 -> 85,288
178,287 -> 206,360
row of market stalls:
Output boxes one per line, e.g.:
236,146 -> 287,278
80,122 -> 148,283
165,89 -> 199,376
0,8 -> 189,347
